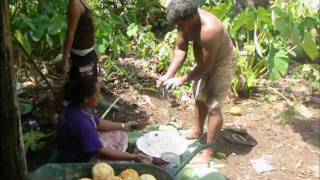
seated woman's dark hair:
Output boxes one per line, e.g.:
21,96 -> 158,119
65,76 -> 98,105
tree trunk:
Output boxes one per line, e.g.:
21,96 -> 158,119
0,0 -> 28,179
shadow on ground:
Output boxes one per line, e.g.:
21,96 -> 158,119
215,129 -> 255,157
291,116 -> 320,149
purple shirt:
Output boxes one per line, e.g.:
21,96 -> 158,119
57,105 -> 102,162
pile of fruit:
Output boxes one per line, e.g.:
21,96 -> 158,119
79,162 -> 157,180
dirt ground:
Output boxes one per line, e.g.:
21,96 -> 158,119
24,57 -> 320,179
100,58 -> 320,180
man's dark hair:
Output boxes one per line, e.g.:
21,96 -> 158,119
166,0 -> 198,22
65,76 -> 98,105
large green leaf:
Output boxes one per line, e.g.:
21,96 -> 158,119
30,28 -> 44,42
301,31 -> 319,60
274,16 -> 301,44
257,7 -> 272,28
232,10 -> 256,34
48,16 -> 65,35
210,3 -> 230,19
267,48 -> 289,80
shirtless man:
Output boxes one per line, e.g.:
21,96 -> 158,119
157,0 -> 237,163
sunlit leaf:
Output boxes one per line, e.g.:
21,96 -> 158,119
301,31 -> 319,60
267,48 -> 289,80
254,21 -> 263,58
127,23 -> 139,37
15,30 -> 32,54
210,3 -> 230,19
232,10 -> 256,33
257,7 -> 272,28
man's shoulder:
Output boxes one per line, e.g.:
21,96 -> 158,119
200,25 -> 221,43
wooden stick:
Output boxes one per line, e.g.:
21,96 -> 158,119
11,34 -> 57,96
100,97 -> 120,119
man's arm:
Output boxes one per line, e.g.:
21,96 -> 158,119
157,32 -> 189,87
165,32 -> 189,78
181,27 -> 219,83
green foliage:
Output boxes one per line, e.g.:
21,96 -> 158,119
202,0 -> 319,96
267,48 -> 289,80
126,23 -> 158,58
10,0 -> 320,97
156,30 -> 177,73
294,64 -> 320,91
23,130 -> 54,154
10,1 -> 67,60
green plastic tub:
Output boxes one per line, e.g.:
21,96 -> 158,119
31,163 -> 175,180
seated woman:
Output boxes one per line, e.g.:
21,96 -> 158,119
57,76 -> 151,163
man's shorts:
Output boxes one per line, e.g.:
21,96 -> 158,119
193,50 -> 237,112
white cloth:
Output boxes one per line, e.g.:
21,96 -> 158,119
71,45 -> 95,56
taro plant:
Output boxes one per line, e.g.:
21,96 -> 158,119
204,0 -> 319,96
10,0 -> 67,60
24,130 -> 54,154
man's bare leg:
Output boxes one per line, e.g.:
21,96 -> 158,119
186,101 -> 208,139
202,108 -> 223,163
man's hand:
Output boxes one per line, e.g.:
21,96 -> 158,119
123,121 -> 138,131
163,77 -> 184,92
156,75 -> 170,88
55,58 -> 69,74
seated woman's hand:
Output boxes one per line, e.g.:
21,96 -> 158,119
135,153 -> 153,164
123,121 -> 138,131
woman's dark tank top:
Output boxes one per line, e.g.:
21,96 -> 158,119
72,0 -> 95,50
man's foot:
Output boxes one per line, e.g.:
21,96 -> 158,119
201,148 -> 214,164
183,130 -> 202,140
190,149 -> 214,165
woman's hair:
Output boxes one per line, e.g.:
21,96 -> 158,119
166,0 -> 198,22
65,76 -> 98,105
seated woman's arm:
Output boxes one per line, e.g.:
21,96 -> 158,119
97,120 -> 137,132
97,120 -> 122,131
95,147 -> 151,163
95,147 -> 137,160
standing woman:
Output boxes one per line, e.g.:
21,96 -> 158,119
57,0 -> 98,79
